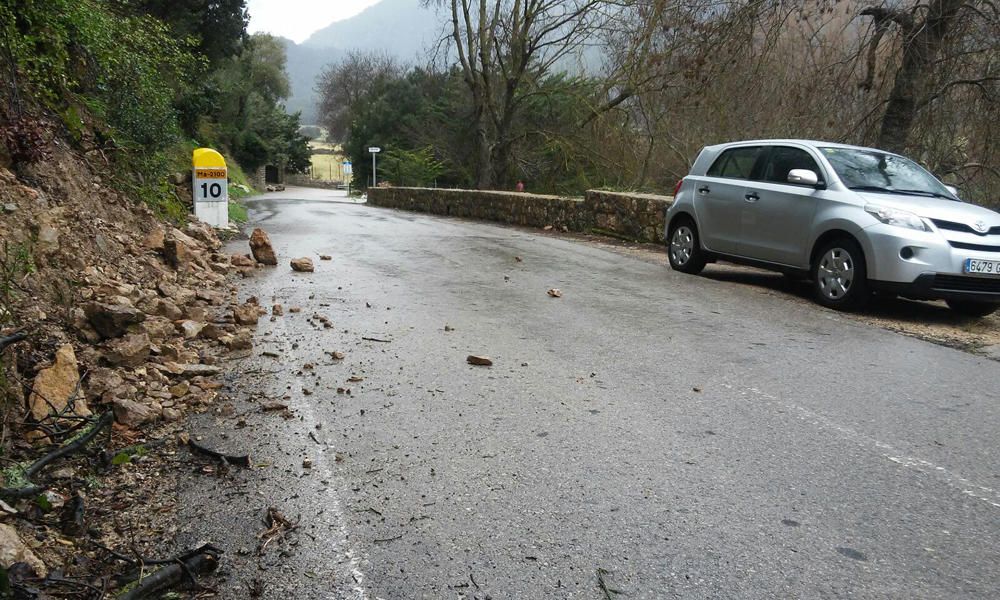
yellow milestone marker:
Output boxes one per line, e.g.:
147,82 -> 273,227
192,148 -> 229,228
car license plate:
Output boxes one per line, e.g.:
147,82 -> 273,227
964,258 -> 1000,276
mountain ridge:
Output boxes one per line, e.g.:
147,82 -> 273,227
282,0 -> 441,123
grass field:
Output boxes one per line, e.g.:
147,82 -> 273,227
311,152 -> 349,182
307,140 -> 348,182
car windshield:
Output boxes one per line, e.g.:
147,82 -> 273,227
820,147 -> 955,199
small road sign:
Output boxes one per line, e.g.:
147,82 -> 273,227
368,147 -> 381,153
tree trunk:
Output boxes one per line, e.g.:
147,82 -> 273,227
877,0 -> 963,152
474,109 -> 494,189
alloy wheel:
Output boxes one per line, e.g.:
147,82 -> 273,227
817,247 -> 855,301
670,226 -> 695,266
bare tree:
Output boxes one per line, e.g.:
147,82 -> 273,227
316,51 -> 402,142
861,0 -> 973,152
425,0 -> 622,188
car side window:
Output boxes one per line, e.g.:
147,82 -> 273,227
763,147 -> 821,184
706,147 -> 761,180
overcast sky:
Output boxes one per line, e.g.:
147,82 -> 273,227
246,0 -> 382,43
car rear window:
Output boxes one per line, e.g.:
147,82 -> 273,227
707,147 -> 761,180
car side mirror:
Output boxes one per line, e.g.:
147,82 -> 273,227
944,184 -> 959,198
787,169 -> 820,187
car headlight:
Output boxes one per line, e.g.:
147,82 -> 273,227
864,205 -> 930,232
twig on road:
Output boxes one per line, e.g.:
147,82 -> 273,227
597,568 -> 623,599
257,507 -> 298,555
187,440 -> 250,467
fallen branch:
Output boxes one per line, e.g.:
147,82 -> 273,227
118,544 -> 222,600
187,440 -> 250,467
361,336 -> 392,343
0,331 -> 27,353
0,412 -> 114,499
102,541 -> 223,568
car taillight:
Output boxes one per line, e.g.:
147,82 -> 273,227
673,179 -> 684,197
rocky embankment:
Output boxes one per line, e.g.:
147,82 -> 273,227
0,144 -> 278,592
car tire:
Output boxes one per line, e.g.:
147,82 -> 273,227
811,238 -> 870,310
945,299 -> 999,318
668,218 -> 707,274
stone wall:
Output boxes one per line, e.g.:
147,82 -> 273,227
586,190 -> 673,243
367,187 -> 673,243
285,174 -> 345,190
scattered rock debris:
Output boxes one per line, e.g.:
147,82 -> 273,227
547,288 -> 563,297
249,228 -> 277,265
0,151 -> 273,593
291,257 -> 315,272
467,355 -> 494,366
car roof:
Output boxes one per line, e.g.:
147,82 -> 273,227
705,139 -> 901,156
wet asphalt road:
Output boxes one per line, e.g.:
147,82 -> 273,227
178,187 -> 999,599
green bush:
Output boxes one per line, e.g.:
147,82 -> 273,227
1,0 -> 201,150
228,200 -> 248,222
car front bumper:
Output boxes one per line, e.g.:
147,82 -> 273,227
870,274 -> 1000,302
863,223 -> 1000,302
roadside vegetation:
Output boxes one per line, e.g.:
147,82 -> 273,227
317,0 -> 998,208
0,0 -> 310,218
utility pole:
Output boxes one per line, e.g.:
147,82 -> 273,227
368,146 -> 381,188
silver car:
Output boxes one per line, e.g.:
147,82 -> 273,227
665,139 -> 1000,316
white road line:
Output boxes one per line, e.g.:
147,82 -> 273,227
737,385 -> 1000,510
265,310 -> 373,600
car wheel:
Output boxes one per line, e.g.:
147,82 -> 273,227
668,218 -> 707,274
811,238 -> 870,310
945,299 -> 998,318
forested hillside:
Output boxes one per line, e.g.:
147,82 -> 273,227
0,0 -> 309,217
317,0 -> 998,207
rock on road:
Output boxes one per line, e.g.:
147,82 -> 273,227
177,187 -> 999,599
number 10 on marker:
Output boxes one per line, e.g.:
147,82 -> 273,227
199,182 -> 223,198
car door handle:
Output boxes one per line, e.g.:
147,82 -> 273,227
744,192 -> 760,202
697,186 -> 710,194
